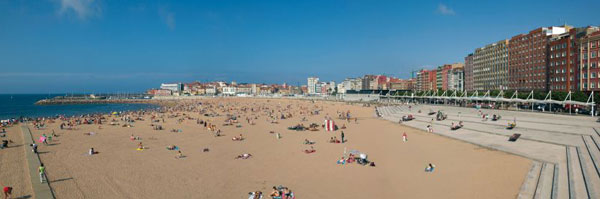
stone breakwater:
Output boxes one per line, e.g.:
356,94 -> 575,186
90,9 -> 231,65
35,98 -> 152,105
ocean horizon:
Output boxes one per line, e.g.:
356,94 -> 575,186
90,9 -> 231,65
0,94 -> 158,119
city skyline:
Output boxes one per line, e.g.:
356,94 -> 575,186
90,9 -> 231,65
1,0 -> 599,93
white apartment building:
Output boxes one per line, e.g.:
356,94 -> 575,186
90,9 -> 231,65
307,77 -> 319,94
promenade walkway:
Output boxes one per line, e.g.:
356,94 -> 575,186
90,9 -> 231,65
377,104 -> 600,199
21,125 -> 56,199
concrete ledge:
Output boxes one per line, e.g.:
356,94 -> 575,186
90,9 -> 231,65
21,125 -> 56,199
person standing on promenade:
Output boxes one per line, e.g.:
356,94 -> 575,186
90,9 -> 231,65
3,186 -> 12,199
31,143 -> 37,154
402,132 -> 407,142
38,164 -> 46,183
341,131 -> 345,143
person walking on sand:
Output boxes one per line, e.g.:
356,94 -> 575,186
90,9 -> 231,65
39,164 -> 46,183
402,132 -> 407,142
341,131 -> 345,143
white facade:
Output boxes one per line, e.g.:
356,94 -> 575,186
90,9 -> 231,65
341,78 -> 363,92
448,68 -> 464,91
160,83 -> 182,93
222,87 -> 237,95
337,83 -> 346,94
251,84 -> 258,94
545,26 -> 567,36
307,77 -> 319,94
205,86 -> 217,95
237,86 -> 252,94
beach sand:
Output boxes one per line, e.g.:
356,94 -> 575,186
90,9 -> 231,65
25,98 -> 530,198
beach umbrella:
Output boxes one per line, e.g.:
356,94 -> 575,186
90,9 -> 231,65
324,119 -> 335,131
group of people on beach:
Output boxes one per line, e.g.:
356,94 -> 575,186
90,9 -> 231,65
14,99 -> 396,198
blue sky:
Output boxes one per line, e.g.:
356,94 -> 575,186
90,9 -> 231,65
0,0 -> 599,94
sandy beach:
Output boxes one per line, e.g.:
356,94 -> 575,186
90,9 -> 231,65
16,98 -> 530,198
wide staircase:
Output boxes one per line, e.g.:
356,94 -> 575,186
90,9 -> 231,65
376,105 -> 600,199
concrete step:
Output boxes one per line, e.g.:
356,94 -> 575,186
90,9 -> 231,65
592,128 -> 600,150
534,163 -> 556,199
582,136 -> 600,177
399,106 -> 593,136
519,161 -> 542,199
580,136 -> 600,198
567,146 -> 590,199
556,162 -> 569,199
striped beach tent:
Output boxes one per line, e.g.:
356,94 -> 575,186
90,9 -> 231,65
324,119 -> 336,131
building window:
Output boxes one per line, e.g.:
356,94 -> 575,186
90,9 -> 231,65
592,73 -> 597,78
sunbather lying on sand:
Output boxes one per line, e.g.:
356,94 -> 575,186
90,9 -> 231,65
337,157 -> 346,164
303,146 -> 316,154
303,139 -> 315,145
232,134 -> 244,141
248,191 -> 262,199
235,153 -> 252,159
329,137 -> 341,143
176,150 -> 184,159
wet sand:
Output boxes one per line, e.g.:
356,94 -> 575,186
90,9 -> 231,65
26,98 -> 530,198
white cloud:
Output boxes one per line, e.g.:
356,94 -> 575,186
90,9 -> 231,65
159,7 -> 176,30
57,0 -> 102,20
436,3 -> 455,15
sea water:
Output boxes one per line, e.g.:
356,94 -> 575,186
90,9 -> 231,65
0,94 -> 158,119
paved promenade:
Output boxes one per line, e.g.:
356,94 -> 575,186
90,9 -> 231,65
21,125 -> 56,199
377,104 -> 600,199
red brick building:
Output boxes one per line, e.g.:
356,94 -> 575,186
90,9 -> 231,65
389,78 -> 415,90
508,26 -> 569,91
547,27 -> 600,91
464,53 -> 474,91
416,69 -> 437,91
508,26 -> 571,91
548,29 -> 578,91
580,29 -> 600,91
